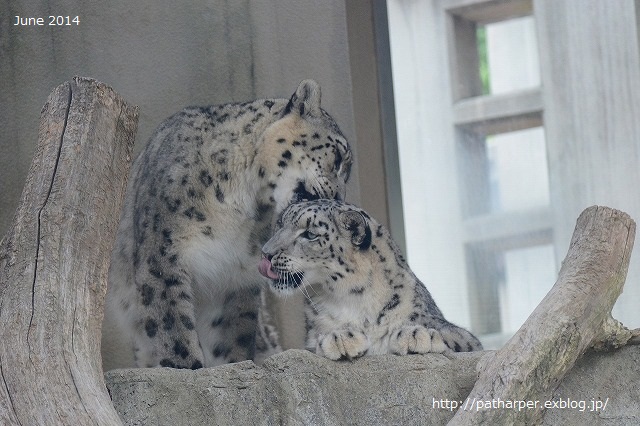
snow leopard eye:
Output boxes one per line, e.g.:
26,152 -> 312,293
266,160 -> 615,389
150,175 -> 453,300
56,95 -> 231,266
301,230 -> 318,241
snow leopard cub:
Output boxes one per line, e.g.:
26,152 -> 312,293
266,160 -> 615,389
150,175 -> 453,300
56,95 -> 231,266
259,200 -> 482,360
102,80 -> 352,370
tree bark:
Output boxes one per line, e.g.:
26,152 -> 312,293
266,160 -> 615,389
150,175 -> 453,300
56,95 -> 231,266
0,77 -> 137,425
448,206 -> 636,425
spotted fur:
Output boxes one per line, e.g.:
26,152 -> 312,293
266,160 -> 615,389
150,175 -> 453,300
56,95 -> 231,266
102,80 -> 352,370
259,200 -> 482,360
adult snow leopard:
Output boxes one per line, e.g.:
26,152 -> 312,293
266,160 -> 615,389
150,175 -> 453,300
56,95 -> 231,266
102,80 -> 352,370
259,200 -> 482,360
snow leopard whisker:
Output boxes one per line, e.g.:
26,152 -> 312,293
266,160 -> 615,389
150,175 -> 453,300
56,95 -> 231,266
290,258 -> 319,298
298,279 -> 318,311
291,272 -> 316,310
289,259 -> 319,310
310,175 -> 332,199
309,175 -> 325,198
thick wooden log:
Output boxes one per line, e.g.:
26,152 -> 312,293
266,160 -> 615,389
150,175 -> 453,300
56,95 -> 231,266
448,206 -> 636,425
0,77 -> 137,425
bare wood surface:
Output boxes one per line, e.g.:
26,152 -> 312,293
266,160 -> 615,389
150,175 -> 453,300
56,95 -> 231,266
449,206 -> 636,425
0,77 -> 137,425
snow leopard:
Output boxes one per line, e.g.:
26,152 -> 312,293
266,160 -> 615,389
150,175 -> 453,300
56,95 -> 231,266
259,200 -> 482,360
101,80 -> 352,370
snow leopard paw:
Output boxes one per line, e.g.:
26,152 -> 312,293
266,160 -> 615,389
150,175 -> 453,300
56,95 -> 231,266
316,328 -> 370,360
389,325 -> 447,355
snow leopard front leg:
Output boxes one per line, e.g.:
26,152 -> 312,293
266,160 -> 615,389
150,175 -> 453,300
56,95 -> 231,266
196,287 -> 263,366
132,253 -> 205,369
254,289 -> 282,364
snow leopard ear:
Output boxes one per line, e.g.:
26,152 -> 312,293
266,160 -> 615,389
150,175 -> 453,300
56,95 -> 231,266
338,210 -> 371,251
285,80 -> 321,117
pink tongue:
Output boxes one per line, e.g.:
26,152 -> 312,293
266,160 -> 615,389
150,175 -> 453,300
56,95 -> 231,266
258,257 -> 280,280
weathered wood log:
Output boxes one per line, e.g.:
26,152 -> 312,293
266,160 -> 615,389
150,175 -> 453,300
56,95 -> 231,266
0,77 -> 137,425
448,206 -> 636,425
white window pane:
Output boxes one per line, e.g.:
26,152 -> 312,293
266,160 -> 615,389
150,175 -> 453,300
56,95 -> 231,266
486,16 -> 540,94
487,127 -> 550,212
499,244 -> 556,333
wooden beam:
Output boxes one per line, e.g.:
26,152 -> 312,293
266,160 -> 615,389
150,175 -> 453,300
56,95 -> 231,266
0,77 -> 137,425
453,89 -> 542,134
462,206 -> 552,249
444,0 -> 533,25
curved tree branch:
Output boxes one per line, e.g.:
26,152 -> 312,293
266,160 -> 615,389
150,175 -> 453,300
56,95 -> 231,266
449,206 -> 636,425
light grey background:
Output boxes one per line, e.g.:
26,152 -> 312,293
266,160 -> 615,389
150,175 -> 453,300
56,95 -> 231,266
1,0 -> 401,236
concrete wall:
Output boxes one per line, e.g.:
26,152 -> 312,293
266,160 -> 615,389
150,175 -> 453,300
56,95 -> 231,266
1,0 -> 368,236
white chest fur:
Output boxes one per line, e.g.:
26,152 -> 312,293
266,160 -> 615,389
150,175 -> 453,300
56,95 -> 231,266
183,225 -> 263,300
